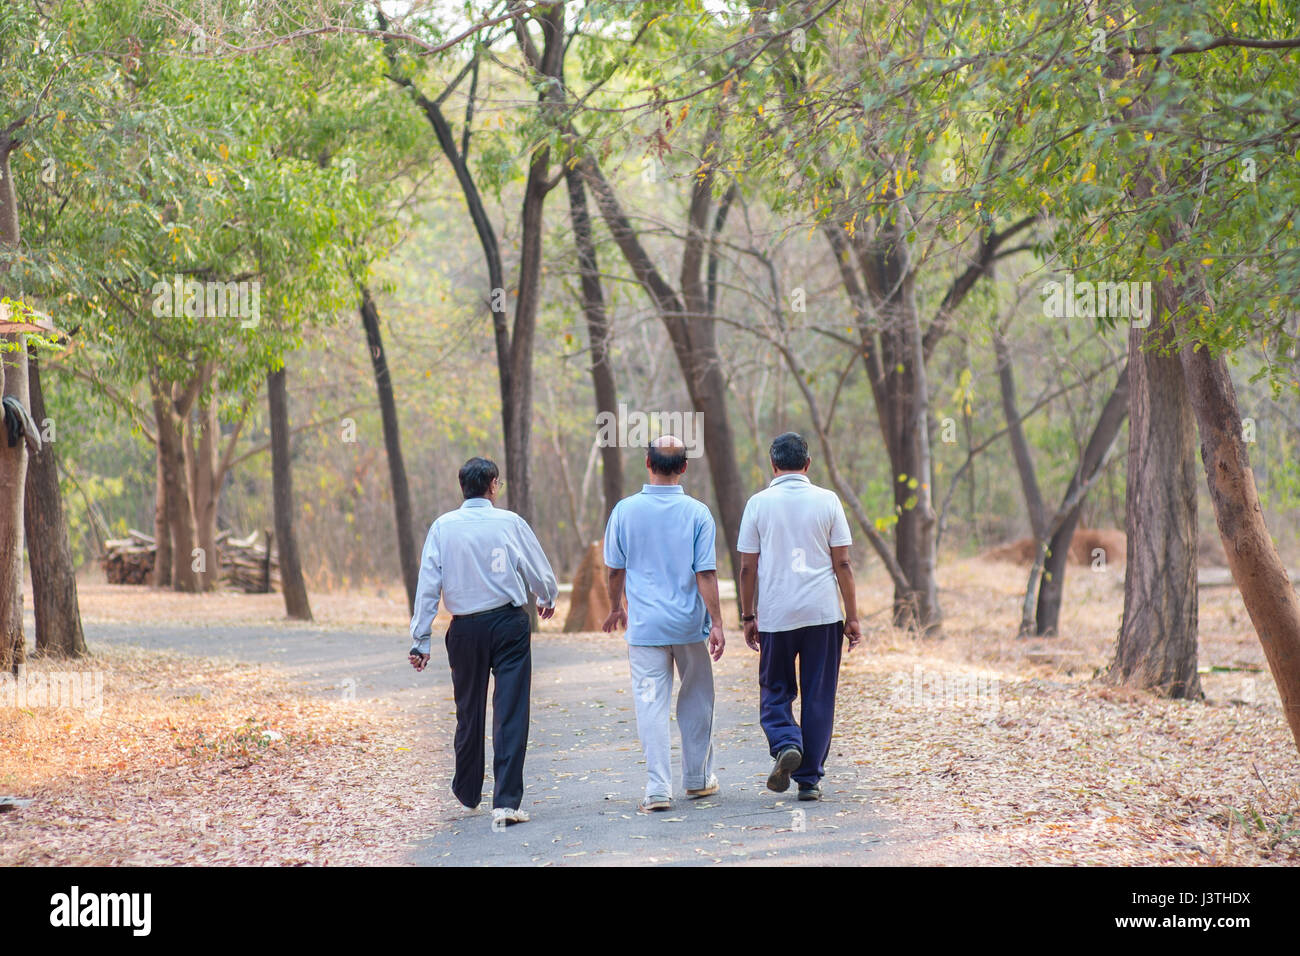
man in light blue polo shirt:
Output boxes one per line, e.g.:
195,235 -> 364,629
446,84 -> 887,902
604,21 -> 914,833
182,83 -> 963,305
602,435 -> 725,813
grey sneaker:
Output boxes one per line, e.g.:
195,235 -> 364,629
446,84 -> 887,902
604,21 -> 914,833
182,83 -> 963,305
797,784 -> 822,801
638,795 -> 672,813
766,747 -> 803,793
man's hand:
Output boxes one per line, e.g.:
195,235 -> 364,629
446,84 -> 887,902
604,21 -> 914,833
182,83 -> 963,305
538,603 -> 555,620
707,623 -> 725,661
743,619 -> 760,652
602,606 -> 627,632
409,651 -> 430,672
844,617 -> 862,651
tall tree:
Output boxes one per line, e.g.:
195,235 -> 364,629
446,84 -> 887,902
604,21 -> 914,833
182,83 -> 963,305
24,351 -> 87,657
267,365 -> 311,620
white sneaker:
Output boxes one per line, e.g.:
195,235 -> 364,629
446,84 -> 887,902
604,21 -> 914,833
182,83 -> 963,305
491,807 -> 530,828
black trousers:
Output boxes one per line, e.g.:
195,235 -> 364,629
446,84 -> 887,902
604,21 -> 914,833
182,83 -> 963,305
444,603 -> 531,810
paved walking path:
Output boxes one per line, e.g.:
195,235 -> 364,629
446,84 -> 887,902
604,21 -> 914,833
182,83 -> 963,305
82,621 -> 895,866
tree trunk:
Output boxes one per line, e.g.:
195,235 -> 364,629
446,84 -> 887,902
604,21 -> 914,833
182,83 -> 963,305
563,166 -> 623,522
1179,335 -> 1300,749
580,155 -> 748,596
150,380 -> 199,592
0,335 -> 29,673
152,441 -> 172,587
0,140 -> 27,672
1109,319 -> 1200,697
1035,363 -> 1129,634
359,286 -> 418,612
193,394 -> 220,591
267,366 -> 312,620
23,353 -> 88,658
994,325 -> 1047,540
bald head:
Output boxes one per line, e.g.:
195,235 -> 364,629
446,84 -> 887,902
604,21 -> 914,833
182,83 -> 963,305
647,435 -> 688,477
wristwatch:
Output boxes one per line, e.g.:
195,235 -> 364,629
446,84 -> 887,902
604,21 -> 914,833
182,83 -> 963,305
741,613 -> 756,622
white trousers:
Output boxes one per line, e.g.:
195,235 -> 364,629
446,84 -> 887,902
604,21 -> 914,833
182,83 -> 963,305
627,642 -> 716,798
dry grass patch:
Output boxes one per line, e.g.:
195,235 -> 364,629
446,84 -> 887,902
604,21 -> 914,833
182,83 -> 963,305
834,557 -> 1299,865
0,644 -> 438,865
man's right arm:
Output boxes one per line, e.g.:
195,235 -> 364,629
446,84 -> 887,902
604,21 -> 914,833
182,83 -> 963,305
737,499 -> 761,651
409,522 -> 443,656
602,507 -> 627,632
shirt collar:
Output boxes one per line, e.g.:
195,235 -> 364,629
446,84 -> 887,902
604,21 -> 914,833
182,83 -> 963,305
460,497 -> 494,509
641,484 -> 684,495
770,473 -> 810,487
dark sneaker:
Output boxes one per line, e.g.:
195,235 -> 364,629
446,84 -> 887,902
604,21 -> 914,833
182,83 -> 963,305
797,784 -> 822,801
766,746 -> 803,793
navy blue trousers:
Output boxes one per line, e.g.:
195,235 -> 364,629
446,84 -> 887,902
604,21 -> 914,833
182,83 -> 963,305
444,604 -> 531,810
758,620 -> 844,786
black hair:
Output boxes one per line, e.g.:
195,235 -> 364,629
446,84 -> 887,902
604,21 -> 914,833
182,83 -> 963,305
646,442 -> 688,476
769,431 -> 809,471
459,456 -> 499,498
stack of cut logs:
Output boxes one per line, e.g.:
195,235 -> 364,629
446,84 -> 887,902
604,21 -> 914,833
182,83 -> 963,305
100,529 -> 156,585
100,528 -> 281,592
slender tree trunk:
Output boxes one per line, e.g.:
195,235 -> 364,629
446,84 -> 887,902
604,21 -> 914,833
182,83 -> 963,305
994,325 -> 1047,539
193,395 -> 219,591
23,353 -> 87,658
359,286 -> 418,612
1035,363 -> 1129,634
0,139 -> 27,672
1109,318 -> 1200,697
152,441 -> 172,587
150,379 -> 199,592
0,335 -> 28,673
563,166 -> 622,522
1180,335 -> 1300,749
580,155 -> 748,596
267,366 -> 312,621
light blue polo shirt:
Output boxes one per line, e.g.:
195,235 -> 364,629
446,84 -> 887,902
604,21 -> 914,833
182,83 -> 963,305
603,484 -> 717,646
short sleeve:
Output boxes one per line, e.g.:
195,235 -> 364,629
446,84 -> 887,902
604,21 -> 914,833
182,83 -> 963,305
737,497 -> 760,554
692,507 -> 717,572
603,504 -> 626,569
828,495 -> 853,548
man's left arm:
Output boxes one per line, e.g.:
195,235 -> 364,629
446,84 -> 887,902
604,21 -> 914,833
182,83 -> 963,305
515,517 -> 559,619
829,498 -> 860,649
695,569 -> 725,661
694,511 -> 724,661
830,554 -> 861,653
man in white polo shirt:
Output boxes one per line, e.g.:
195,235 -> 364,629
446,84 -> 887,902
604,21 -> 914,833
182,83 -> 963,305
737,432 -> 861,801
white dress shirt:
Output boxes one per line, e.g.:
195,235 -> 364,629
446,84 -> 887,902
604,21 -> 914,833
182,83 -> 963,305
737,473 -> 853,633
408,497 -> 559,654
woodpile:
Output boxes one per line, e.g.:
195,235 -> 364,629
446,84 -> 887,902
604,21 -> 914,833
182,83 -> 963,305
100,528 -> 280,592
100,529 -> 155,585
221,530 -> 280,593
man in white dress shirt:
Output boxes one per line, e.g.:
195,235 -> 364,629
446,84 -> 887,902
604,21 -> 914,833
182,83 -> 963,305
408,457 -> 558,827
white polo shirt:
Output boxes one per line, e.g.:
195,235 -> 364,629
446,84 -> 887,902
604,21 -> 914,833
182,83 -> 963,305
737,473 -> 853,633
